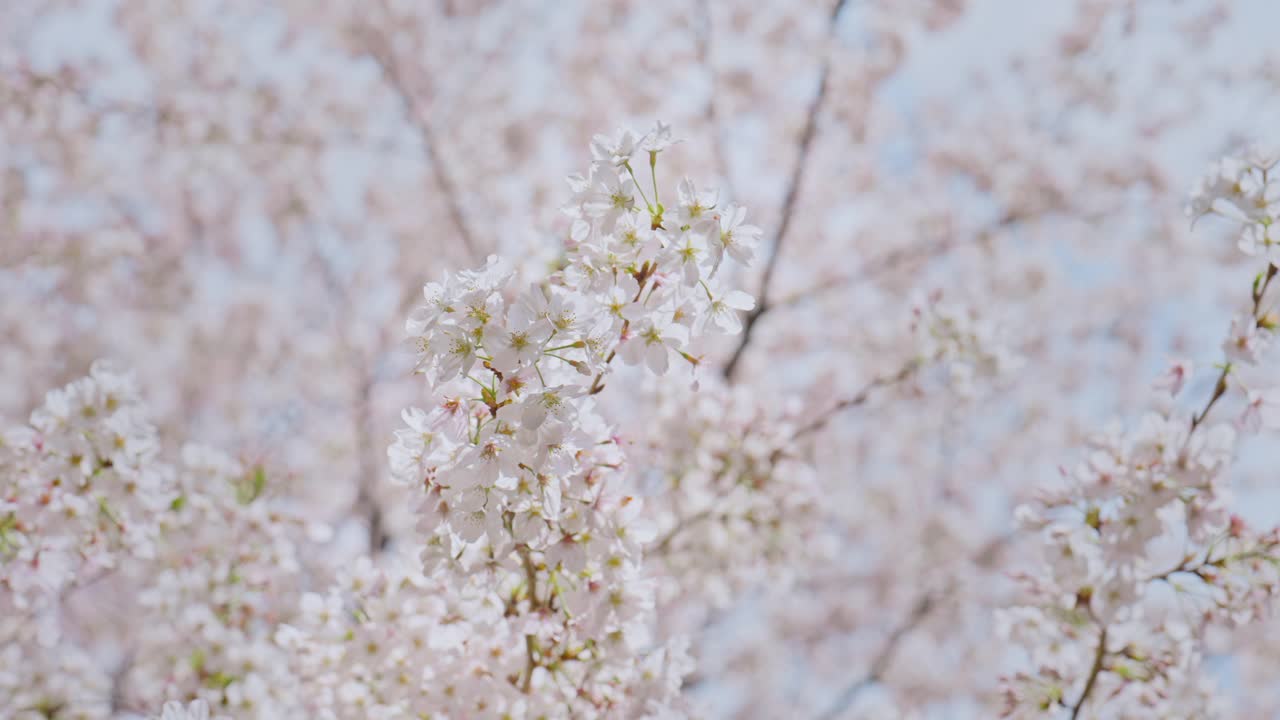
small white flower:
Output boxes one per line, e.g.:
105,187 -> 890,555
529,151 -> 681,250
677,177 -> 718,235
522,385 -> 585,430
438,326 -> 480,379
1223,313 -> 1272,365
703,290 -> 756,335
590,128 -> 641,168
583,171 -> 638,234
709,204 -> 760,272
620,319 -> 688,375
489,303 -> 553,374
155,700 -> 223,720
640,120 -> 678,154
1152,358 -> 1193,397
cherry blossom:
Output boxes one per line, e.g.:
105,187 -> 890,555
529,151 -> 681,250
9,1 -> 1280,718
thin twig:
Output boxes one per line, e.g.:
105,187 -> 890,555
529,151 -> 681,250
365,22 -> 481,262
721,0 -> 851,380
695,0 -> 733,199
655,359 -> 923,556
811,531 -> 1011,718
651,509 -> 715,556
1188,365 -> 1229,435
519,545 -> 542,693
786,359 -> 921,445
814,593 -> 935,720
774,237 -> 956,311
1066,262 -> 1279,717
1069,626 -> 1108,720
1188,262 -> 1277,436
774,212 -> 1021,312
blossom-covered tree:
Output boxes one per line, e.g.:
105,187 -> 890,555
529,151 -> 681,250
8,1 -> 1280,719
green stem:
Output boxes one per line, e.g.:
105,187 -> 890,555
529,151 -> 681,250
649,150 -> 661,206
625,162 -> 653,211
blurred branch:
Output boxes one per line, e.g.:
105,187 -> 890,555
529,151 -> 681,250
812,534 -> 1010,719
774,238 -> 953,311
1070,626 -> 1109,720
353,368 -> 389,553
109,651 -> 135,714
15,71 -> 416,155
363,23 -> 482,263
651,509 -> 714,556
722,0 -> 851,381
695,0 -> 733,199
308,241 -> 389,554
814,593 -> 935,720
725,201 -> 1026,378
774,213 -> 1020,311
783,358 -> 921,450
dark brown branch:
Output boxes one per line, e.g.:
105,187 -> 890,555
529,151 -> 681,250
109,651 -> 135,713
721,0 -> 851,381
1189,261 -> 1277,436
352,369 -> 389,553
1069,626 -> 1108,720
1188,365 -> 1229,435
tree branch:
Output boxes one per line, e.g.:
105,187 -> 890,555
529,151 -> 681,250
1188,261 -> 1276,436
352,368 -> 389,553
364,22 -> 481,262
810,534 -> 1011,719
814,593 -> 935,720
721,0 -> 851,381
1069,625 -> 1108,720
695,0 -> 733,199
774,210 -> 1022,311
651,509 -> 714,556
785,358 -> 921,447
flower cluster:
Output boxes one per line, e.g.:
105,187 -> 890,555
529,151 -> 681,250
0,124 -> 762,720
637,378 -> 823,610
0,365 -> 320,719
279,556 -> 693,719
0,616 -> 113,720
365,124 -> 757,715
910,289 -> 1023,397
1187,148 -> 1280,258
1000,153 -> 1280,718
390,122 -> 758,560
16,0 -> 1280,714
0,361 -> 174,610
19,77 -> 1280,715
123,445 -> 311,717
151,700 -> 227,720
